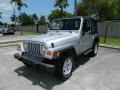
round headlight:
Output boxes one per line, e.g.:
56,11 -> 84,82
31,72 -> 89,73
41,44 -> 47,55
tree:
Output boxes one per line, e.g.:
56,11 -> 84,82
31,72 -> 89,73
0,21 -> 3,26
54,0 -> 69,16
3,23 -> 8,27
10,15 -> 16,23
10,0 -> 28,35
113,0 -> 120,19
38,15 -> 46,25
0,12 -> 2,19
77,2 -> 87,16
0,12 -> 3,26
10,14 -> 17,26
31,14 -> 39,33
48,9 -> 73,22
10,0 -> 28,15
10,15 -> 16,28
32,13 -> 38,24
19,13 -> 34,25
77,0 -> 120,20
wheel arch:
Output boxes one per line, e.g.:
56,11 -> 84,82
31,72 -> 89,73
59,46 -> 77,59
94,37 -> 99,43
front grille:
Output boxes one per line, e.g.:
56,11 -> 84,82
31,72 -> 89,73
24,42 -> 41,56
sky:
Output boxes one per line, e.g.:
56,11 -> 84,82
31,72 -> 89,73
0,0 -> 78,24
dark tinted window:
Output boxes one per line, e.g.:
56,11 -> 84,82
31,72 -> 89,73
83,20 -> 91,32
50,18 -> 81,30
91,21 -> 98,34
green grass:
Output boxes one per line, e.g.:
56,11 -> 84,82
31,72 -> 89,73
100,37 -> 120,46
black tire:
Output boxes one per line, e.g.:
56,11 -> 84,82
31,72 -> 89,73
90,42 -> 99,57
2,33 -> 6,35
55,54 -> 74,81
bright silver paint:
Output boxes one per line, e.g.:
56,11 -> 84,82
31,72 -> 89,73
18,17 -> 99,59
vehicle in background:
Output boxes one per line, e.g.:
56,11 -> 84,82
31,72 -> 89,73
0,27 -> 4,34
2,27 -> 15,35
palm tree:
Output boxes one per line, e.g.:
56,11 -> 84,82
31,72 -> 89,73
32,14 -> 38,24
10,0 -> 28,35
54,0 -> 69,16
10,0 -> 27,14
32,14 -> 39,33
0,12 -> 2,19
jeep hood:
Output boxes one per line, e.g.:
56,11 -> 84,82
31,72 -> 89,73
25,31 -> 79,48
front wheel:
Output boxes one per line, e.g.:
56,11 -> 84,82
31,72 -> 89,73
55,54 -> 74,81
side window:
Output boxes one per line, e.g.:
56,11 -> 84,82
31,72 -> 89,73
91,21 -> 98,34
75,20 -> 80,29
83,20 -> 91,33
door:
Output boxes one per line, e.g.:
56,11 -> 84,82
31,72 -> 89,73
81,19 -> 92,52
89,20 -> 98,48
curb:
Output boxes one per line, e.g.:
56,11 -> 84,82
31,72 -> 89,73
99,44 -> 120,50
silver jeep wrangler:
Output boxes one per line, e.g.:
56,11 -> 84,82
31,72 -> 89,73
14,16 -> 99,81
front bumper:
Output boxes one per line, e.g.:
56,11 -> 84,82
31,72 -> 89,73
14,53 -> 55,72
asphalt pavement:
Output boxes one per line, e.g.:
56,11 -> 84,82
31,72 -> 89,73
0,46 -> 120,90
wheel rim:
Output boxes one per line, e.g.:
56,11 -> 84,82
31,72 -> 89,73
94,44 -> 98,54
63,57 -> 72,76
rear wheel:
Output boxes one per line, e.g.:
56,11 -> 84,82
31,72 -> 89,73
90,42 -> 99,56
55,54 -> 74,81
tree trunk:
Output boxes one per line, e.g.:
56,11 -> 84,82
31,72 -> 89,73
19,10 -> 22,36
36,24 -> 39,33
104,24 -> 108,43
60,6 -> 63,17
15,17 -> 17,31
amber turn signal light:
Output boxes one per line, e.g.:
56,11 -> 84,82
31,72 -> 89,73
47,51 -> 52,56
56,52 -> 61,57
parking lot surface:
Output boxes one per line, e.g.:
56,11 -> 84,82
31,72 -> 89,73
0,46 -> 120,90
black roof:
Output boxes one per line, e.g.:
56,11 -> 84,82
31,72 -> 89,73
54,16 -> 97,21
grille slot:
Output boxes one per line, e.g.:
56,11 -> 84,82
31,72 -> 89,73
24,42 -> 41,56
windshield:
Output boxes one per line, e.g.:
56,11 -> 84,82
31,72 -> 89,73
50,18 -> 81,30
